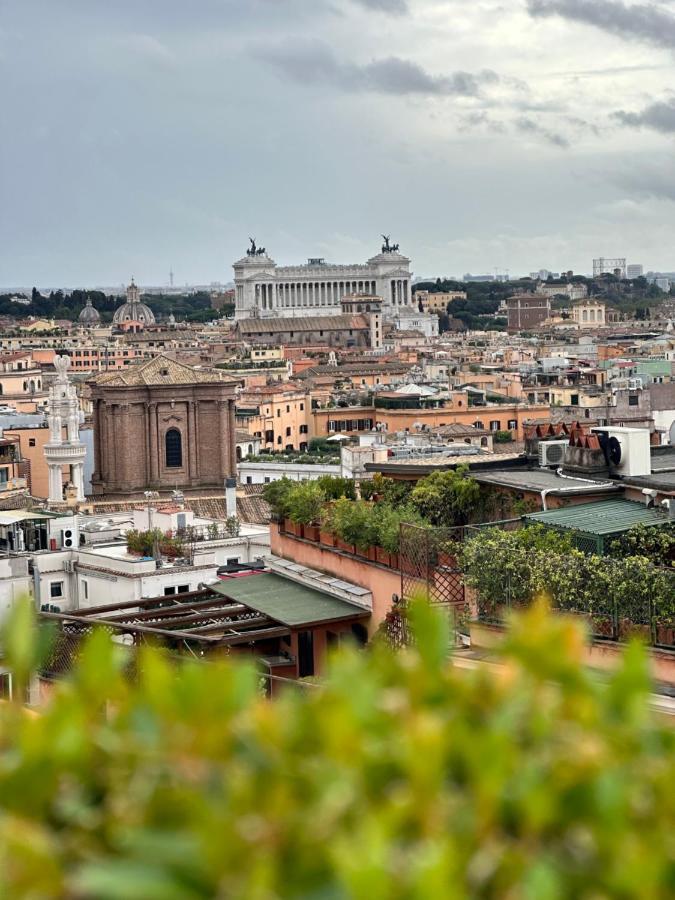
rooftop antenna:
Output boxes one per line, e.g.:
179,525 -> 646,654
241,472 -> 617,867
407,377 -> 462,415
169,268 -> 174,288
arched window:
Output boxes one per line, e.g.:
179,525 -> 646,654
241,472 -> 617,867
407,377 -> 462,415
248,444 -> 253,455
236,446 -> 242,461
165,429 -> 182,468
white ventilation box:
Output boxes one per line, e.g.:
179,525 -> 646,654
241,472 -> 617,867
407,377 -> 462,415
538,439 -> 568,468
592,426 -> 651,477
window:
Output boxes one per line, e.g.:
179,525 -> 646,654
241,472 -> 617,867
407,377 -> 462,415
226,557 -> 240,566
489,420 -> 501,431
164,586 -> 176,596
28,438 -> 36,447
570,394 -> 579,406
299,424 -> 308,434
285,427 -> 291,437
50,582 -> 64,599
81,580 -> 88,600
264,476 -> 270,483
286,405 -> 290,412
628,394 -> 639,406
276,436 -> 282,445
508,419 -> 517,430
178,585 -> 189,594
246,476 -> 252,484
165,429 -> 182,468
276,409 -> 281,418
299,403 -> 304,411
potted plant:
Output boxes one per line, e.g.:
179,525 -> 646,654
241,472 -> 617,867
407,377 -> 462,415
286,481 -> 325,540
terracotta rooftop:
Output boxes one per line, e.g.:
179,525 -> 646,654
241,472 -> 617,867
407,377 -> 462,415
91,355 -> 233,387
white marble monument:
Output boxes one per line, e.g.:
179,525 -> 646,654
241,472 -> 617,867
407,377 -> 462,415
233,236 -> 412,321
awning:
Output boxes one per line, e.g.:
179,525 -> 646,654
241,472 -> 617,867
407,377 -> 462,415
214,573 -> 370,628
0,511 -> 50,525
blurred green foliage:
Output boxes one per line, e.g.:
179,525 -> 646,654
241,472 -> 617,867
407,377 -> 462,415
1,599 -> 674,898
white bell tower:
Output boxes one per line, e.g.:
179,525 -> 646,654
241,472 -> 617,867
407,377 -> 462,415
44,355 -> 86,503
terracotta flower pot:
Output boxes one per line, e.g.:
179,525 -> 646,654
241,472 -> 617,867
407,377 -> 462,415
303,524 -> 320,542
376,546 -> 391,567
390,552 -> 400,570
337,538 -> 355,554
319,530 -> 336,548
284,519 -> 301,537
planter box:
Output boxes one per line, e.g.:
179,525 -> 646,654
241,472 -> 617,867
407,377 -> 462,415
375,546 -> 392,567
319,530 -> 336,548
619,619 -> 650,643
303,524 -> 320,543
390,552 -> 400,570
356,546 -> 377,562
656,625 -> 675,647
284,519 -> 301,537
336,538 -> 355,555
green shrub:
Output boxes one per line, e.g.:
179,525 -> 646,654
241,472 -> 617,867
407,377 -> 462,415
493,429 -> 513,443
323,497 -> 377,549
410,466 -> 480,526
285,481 -> 325,526
373,502 -> 425,553
261,477 -> 296,519
315,475 -> 356,501
1,600 -> 674,897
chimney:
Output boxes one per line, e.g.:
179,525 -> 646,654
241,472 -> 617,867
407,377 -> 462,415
225,477 -> 237,519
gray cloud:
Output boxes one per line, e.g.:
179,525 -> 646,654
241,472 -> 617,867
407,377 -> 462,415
613,97 -> 675,132
514,116 -> 569,147
527,0 -> 675,50
351,0 -> 408,13
259,39 -> 499,96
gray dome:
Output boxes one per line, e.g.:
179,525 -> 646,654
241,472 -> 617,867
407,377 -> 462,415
78,298 -> 101,325
112,301 -> 156,325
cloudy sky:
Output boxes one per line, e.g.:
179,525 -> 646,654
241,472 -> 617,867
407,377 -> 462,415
2,0 -> 675,287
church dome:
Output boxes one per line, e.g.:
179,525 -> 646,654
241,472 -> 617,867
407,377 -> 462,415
112,279 -> 156,327
78,297 -> 100,325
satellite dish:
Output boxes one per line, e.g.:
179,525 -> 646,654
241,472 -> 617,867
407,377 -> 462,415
607,436 -> 622,466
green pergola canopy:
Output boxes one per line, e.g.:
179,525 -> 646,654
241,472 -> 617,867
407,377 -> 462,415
214,574 -> 369,628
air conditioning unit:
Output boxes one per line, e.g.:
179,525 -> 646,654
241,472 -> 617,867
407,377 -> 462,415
592,426 -> 651,477
538,439 -> 569,468
62,528 -> 74,549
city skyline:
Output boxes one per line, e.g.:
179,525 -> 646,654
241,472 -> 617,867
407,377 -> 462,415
3,0 -> 675,284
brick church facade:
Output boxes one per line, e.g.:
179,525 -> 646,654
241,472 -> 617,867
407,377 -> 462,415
89,356 -> 237,496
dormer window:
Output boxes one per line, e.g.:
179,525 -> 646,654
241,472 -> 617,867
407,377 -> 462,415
160,368 -> 169,376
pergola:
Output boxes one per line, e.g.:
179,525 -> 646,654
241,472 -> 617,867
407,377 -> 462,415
40,586 -> 291,660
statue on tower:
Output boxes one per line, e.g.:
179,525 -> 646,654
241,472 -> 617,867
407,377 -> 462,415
53,353 -> 71,382
381,235 -> 400,254
247,237 -> 257,257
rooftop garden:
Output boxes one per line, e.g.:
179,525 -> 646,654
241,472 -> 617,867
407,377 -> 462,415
461,522 -> 675,645
264,470 -> 480,562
